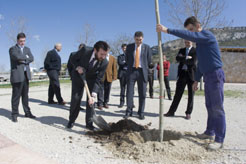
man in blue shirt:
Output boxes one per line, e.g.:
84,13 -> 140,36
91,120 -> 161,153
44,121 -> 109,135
156,16 -> 226,150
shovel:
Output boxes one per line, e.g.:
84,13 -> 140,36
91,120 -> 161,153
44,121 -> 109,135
81,76 -> 111,131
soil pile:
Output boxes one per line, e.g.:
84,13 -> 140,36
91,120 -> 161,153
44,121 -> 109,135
87,119 -> 221,163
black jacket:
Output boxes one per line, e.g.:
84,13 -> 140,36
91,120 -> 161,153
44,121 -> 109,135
71,47 -> 108,93
176,47 -> 197,81
44,49 -> 61,71
117,53 -> 127,79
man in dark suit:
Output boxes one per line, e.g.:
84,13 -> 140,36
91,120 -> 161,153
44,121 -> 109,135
67,41 -> 109,130
117,44 -> 128,108
67,43 -> 86,78
124,31 -> 152,120
44,43 -> 66,105
164,40 -> 196,119
9,33 -> 36,122
148,63 -> 155,98
97,54 -> 117,109
67,43 -> 86,111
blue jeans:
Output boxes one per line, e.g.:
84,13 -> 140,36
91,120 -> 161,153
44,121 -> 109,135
203,68 -> 226,143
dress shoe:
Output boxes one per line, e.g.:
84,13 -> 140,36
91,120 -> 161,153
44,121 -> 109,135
164,112 -> 174,117
98,106 -> 103,110
25,113 -> 36,119
103,104 -> 109,109
11,115 -> 18,122
138,114 -> 145,120
58,101 -> 66,105
168,97 -> 172,100
133,104 -> 135,108
86,125 -> 95,131
67,121 -> 74,129
80,107 -> 85,111
118,104 -> 124,108
123,113 -> 131,119
150,95 -> 154,99
48,101 -> 57,104
185,114 -> 191,120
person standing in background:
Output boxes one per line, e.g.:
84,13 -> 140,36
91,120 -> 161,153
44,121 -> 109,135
9,32 -> 36,122
164,40 -> 196,120
97,53 -> 117,109
44,43 -> 66,105
157,55 -> 172,100
148,63 -> 155,98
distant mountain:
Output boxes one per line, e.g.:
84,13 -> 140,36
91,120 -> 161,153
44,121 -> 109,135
151,26 -> 246,63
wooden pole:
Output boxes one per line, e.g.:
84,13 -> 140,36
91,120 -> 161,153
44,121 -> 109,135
155,0 -> 165,142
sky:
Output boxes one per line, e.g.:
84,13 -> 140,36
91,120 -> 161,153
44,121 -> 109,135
0,0 -> 245,70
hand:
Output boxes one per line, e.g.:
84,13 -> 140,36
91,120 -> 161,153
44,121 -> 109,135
156,24 -> 168,33
186,56 -> 192,60
192,81 -> 198,91
76,66 -> 84,74
88,97 -> 95,106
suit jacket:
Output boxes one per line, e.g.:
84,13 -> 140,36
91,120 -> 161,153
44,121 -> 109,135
102,55 -> 117,82
176,47 -> 197,81
9,44 -> 34,83
67,51 -> 76,77
125,43 -> 152,82
44,49 -> 61,71
71,47 -> 109,93
117,53 -> 127,79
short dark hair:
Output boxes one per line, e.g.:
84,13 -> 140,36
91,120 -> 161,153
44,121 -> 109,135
94,41 -> 110,52
121,44 -> 127,48
184,16 -> 200,27
17,32 -> 26,40
134,31 -> 144,38
78,43 -> 86,50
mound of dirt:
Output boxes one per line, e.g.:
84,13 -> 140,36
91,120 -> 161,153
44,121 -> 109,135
87,119 -> 222,163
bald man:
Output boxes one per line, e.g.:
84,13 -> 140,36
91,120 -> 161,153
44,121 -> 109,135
44,43 -> 66,105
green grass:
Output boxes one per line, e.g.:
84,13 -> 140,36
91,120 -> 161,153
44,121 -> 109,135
0,79 -> 71,88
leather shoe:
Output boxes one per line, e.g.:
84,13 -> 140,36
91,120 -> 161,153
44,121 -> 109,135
118,104 -> 124,108
123,113 -> 131,119
138,114 -> 145,120
11,115 -> 18,122
164,112 -> 174,117
67,121 -> 74,129
150,95 -> 154,99
133,104 -> 135,108
103,104 -> 109,109
48,101 -> 57,104
86,125 -> 95,131
80,107 -> 85,111
98,106 -> 103,110
25,113 -> 36,119
58,101 -> 66,105
185,114 -> 191,120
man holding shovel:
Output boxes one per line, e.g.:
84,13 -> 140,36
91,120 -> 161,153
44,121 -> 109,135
67,41 -> 109,131
156,16 -> 226,150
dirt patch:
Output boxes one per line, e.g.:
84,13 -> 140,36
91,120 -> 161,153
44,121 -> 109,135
87,119 -> 222,163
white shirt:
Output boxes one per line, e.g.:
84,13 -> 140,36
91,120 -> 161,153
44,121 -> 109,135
182,46 -> 192,70
133,44 -> 142,68
89,51 -> 97,67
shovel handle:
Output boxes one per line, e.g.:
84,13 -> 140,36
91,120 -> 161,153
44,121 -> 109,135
84,81 -> 92,99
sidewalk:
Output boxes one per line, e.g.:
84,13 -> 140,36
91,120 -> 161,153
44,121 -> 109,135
0,133 -> 58,164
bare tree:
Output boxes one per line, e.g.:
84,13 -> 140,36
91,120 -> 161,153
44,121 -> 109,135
6,16 -> 29,44
163,0 -> 232,29
108,33 -> 134,56
76,23 -> 95,46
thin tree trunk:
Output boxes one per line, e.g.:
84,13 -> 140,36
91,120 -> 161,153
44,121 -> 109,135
155,0 -> 165,142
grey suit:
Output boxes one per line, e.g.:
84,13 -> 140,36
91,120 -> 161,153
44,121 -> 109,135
125,43 -> 152,116
9,44 -> 34,116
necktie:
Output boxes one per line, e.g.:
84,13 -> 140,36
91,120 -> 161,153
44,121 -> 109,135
88,58 -> 96,70
186,48 -> 189,58
135,46 -> 140,68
